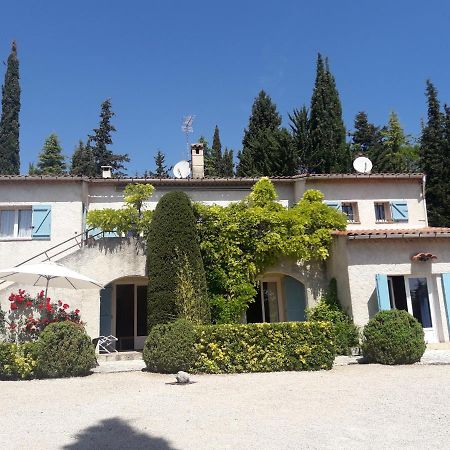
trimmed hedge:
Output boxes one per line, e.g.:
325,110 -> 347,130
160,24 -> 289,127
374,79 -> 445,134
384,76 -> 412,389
35,321 -> 96,378
143,319 -> 196,373
362,309 -> 426,365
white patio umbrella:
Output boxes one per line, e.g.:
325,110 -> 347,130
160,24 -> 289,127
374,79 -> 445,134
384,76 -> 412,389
0,261 -> 103,298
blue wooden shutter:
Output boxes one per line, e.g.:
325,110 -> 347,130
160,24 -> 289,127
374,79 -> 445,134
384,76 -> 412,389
32,205 -> 51,239
99,285 -> 113,337
441,273 -> 450,335
325,201 -> 342,211
375,274 -> 391,311
390,201 -> 408,222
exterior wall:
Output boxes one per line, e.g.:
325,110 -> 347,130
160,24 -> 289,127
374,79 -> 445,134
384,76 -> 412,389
305,178 -> 427,230
342,237 -> 450,342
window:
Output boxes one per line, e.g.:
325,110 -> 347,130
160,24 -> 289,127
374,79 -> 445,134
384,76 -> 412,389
341,202 -> 359,223
374,202 -> 390,223
0,209 -> 32,239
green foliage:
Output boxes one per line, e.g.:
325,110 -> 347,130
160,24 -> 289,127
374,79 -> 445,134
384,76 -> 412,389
193,322 -> 335,373
153,150 -> 169,178
306,280 -> 359,355
350,111 -> 384,158
420,80 -> 450,227
87,183 -> 154,236
307,54 -> 349,173
237,90 -> 296,176
71,140 -> 96,177
146,191 -> 208,328
35,321 -> 96,378
203,127 -> 234,177
195,178 -> 347,323
88,98 -> 129,176
0,41 -> 21,175
35,133 -> 66,175
0,342 -> 37,380
143,319 -> 196,373
289,105 -> 309,173
362,309 -> 426,365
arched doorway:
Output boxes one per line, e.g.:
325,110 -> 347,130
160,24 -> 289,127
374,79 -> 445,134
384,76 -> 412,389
246,275 -> 306,323
99,276 -> 148,351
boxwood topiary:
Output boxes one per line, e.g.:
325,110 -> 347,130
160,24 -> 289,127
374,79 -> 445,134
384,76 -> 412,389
362,309 -> 426,365
35,321 -> 96,378
143,319 -> 196,373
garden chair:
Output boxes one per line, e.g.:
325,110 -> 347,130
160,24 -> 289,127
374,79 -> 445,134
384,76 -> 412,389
96,335 -> 118,354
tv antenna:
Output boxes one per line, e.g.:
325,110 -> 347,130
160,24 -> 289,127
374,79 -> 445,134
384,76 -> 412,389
353,156 -> 373,174
181,115 -> 195,159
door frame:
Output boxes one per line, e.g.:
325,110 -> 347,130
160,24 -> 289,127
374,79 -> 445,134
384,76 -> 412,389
112,277 -> 148,350
259,276 -> 284,322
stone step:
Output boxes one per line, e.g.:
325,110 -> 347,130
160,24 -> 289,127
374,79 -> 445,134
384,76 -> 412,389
96,351 -> 143,362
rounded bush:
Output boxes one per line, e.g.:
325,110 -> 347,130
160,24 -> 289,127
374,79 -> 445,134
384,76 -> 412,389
0,342 -> 37,380
362,309 -> 426,365
143,319 -> 196,373
35,321 -> 96,378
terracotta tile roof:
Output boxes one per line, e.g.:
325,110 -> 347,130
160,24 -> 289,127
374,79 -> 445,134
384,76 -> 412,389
333,227 -> 450,239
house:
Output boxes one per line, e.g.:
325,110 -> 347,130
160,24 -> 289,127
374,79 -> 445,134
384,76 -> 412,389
1,145 -> 449,349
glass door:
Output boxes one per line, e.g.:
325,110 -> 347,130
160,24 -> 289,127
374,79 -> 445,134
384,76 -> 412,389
404,276 -> 437,343
135,285 -> 147,349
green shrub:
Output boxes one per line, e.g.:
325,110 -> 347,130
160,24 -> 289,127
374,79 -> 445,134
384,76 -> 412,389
147,191 -> 209,329
362,309 -> 426,365
35,322 -> 96,378
0,341 -> 37,380
306,279 -> 359,355
143,319 -> 196,373
193,322 -> 335,373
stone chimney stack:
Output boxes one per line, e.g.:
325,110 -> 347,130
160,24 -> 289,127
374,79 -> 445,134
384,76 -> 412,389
191,143 -> 204,178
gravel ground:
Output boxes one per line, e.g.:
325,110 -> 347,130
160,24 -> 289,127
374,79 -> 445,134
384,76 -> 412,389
1,365 -> 449,450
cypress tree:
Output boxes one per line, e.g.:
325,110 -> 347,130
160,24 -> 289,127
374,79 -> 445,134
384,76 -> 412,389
70,140 -> 96,177
221,148 -> 234,177
147,192 -> 209,328
36,133 -> 66,175
211,125 -> 222,175
350,111 -> 384,157
88,99 -> 129,176
289,105 -> 309,173
154,150 -> 169,178
420,80 -> 449,226
308,54 -> 349,173
0,41 -> 21,175
237,90 -> 294,176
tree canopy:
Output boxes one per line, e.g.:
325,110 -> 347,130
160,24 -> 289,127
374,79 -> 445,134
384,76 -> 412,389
35,133 -> 66,175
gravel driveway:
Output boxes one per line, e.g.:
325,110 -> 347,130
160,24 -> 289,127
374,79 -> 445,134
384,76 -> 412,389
1,365 -> 449,450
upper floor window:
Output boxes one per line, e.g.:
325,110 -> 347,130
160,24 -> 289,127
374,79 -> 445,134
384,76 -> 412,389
0,209 -> 32,238
374,201 -> 409,223
324,201 -> 359,223
374,202 -> 390,223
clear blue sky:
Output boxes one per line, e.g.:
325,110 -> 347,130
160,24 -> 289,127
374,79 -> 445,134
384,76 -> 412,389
1,1 -> 450,175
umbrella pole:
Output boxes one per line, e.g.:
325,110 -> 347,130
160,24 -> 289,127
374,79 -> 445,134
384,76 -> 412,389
44,278 -> 49,299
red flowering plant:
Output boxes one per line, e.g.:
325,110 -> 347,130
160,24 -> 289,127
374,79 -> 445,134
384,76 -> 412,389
1,289 -> 83,344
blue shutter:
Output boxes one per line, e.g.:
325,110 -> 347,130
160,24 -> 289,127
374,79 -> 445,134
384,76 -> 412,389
375,274 -> 391,311
99,285 -> 113,337
390,201 -> 408,222
441,273 -> 450,335
325,201 -> 342,211
32,205 -> 51,240
284,276 -> 306,322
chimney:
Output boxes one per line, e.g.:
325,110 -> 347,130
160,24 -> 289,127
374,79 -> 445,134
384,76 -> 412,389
191,143 -> 204,178
101,166 -> 112,179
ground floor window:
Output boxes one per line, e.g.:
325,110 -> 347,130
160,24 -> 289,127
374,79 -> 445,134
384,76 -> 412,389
246,275 -> 306,324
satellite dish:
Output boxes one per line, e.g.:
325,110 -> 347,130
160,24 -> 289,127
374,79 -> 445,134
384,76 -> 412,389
173,160 -> 191,179
353,156 -> 373,174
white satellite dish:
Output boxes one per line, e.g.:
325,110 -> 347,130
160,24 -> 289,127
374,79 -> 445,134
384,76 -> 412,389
353,156 -> 373,174
173,160 -> 191,179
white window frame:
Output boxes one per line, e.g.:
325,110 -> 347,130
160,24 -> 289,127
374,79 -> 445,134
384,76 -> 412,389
342,202 -> 359,223
374,202 -> 392,224
0,207 -> 33,240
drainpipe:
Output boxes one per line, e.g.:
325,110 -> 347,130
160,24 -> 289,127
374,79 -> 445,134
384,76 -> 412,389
422,174 -> 429,227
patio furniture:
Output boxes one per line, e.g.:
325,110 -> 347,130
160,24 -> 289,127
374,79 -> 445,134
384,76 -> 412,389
96,335 -> 118,354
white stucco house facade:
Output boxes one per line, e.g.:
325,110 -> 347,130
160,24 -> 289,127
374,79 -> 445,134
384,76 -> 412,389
1,152 -> 450,349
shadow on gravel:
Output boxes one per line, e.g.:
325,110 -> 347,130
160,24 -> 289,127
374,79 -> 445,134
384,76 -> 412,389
63,417 -> 178,450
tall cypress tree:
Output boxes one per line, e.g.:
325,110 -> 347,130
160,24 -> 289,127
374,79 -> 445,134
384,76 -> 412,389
154,150 -> 169,178
36,133 -> 66,175
289,105 -> 309,173
0,41 -> 21,174
420,80 -> 449,226
211,125 -> 222,174
221,148 -> 234,177
307,54 -> 349,173
71,140 -> 96,177
88,99 -> 129,176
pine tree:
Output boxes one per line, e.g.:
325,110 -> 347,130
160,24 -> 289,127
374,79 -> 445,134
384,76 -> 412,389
88,99 -> 129,176
221,148 -> 234,177
350,111 -> 384,158
420,80 -> 449,226
154,150 -> 169,178
307,54 -> 349,173
237,90 -> 294,176
289,105 -> 309,173
70,140 -> 96,177
35,134 -> 66,175
0,41 -> 21,175
146,191 -> 209,328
